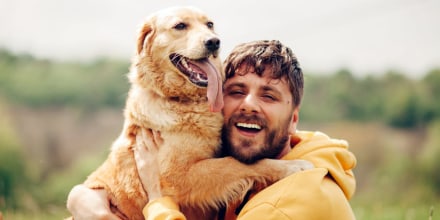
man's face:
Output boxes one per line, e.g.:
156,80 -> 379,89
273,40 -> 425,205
222,64 -> 299,163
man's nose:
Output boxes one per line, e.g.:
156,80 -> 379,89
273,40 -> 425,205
240,94 -> 260,113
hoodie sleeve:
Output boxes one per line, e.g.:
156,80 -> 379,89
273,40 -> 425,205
142,197 -> 186,220
284,131 -> 357,199
235,131 -> 357,220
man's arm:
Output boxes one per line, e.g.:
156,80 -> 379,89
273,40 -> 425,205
236,169 -> 355,220
142,197 -> 186,220
136,129 -> 186,220
66,128 -> 181,220
288,131 -> 357,199
66,184 -> 120,220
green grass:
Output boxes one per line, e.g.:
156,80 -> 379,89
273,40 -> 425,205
1,207 -> 70,220
1,203 -> 436,220
352,203 -> 436,220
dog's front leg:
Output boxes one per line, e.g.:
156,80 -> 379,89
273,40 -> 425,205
161,156 -> 313,213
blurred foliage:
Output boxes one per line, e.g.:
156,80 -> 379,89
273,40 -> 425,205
418,120 -> 440,194
301,68 -> 440,128
1,49 -> 440,128
0,97 -> 108,216
350,120 -> 440,219
0,100 -> 28,210
0,49 -> 130,110
1,48 -> 440,219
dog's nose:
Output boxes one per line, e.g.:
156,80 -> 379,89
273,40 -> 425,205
205,37 -> 220,52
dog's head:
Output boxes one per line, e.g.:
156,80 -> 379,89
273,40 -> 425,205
130,6 -> 224,112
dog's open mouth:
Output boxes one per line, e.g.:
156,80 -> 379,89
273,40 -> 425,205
169,53 -> 224,112
170,53 -> 213,87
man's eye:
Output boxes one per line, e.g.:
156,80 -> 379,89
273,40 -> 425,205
262,94 -> 276,101
174,22 -> 187,30
228,90 -> 244,96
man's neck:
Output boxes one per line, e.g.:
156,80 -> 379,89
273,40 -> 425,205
276,142 -> 292,159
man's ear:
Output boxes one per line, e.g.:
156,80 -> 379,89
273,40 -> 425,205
289,107 -> 300,134
137,21 -> 154,55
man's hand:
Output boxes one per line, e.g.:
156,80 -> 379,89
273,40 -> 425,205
66,184 -> 120,220
134,128 -> 163,200
281,159 -> 314,176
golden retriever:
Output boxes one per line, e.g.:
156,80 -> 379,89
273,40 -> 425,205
80,6 -> 310,220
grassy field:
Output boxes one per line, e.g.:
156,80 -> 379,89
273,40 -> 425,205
1,107 -> 439,220
353,204 -> 436,220
1,200 -> 437,220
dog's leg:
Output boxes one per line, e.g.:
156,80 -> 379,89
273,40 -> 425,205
161,156 -> 311,212
84,134 -> 149,220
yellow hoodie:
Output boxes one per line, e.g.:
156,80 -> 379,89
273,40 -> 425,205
143,130 -> 357,220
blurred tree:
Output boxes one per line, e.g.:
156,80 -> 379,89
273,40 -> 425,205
1,48 -> 439,128
381,71 -> 423,128
357,75 -> 384,120
386,88 -> 422,128
418,120 -> 440,195
0,100 -> 29,210
300,74 -> 338,122
0,49 -> 130,109
421,68 -> 440,123
331,69 -> 370,120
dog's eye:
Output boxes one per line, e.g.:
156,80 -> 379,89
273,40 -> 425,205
174,22 -> 187,30
206,21 -> 214,29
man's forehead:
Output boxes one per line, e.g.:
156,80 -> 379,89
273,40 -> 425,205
233,64 -> 287,85
225,72 -> 286,88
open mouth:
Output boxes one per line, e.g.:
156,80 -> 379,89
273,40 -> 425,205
236,122 -> 262,133
168,52 -> 224,112
169,53 -> 211,87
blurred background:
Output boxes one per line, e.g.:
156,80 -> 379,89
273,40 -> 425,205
0,0 -> 439,219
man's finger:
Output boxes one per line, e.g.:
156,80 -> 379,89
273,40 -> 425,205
152,130 -> 163,147
67,185 -> 121,220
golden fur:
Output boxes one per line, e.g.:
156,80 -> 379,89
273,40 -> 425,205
82,6 -> 308,220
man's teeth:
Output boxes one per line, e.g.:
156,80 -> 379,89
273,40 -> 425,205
236,123 -> 261,130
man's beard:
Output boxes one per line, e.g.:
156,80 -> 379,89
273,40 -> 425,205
221,113 -> 291,164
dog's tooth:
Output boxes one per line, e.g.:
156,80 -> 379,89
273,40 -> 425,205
182,59 -> 189,68
196,74 -> 207,82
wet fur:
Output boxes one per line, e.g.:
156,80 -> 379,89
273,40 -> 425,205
82,7 -> 302,220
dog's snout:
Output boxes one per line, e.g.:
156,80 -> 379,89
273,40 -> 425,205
205,37 -> 220,52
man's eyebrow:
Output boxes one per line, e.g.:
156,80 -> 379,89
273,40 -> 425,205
224,82 -> 245,90
261,85 -> 281,95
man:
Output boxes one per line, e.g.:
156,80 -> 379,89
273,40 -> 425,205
67,40 -> 357,219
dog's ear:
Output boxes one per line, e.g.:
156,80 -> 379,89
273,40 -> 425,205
137,21 -> 154,55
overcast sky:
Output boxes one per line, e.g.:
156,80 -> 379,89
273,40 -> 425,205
1,0 -> 439,78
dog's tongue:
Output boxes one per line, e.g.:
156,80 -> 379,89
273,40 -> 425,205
193,59 -> 223,112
